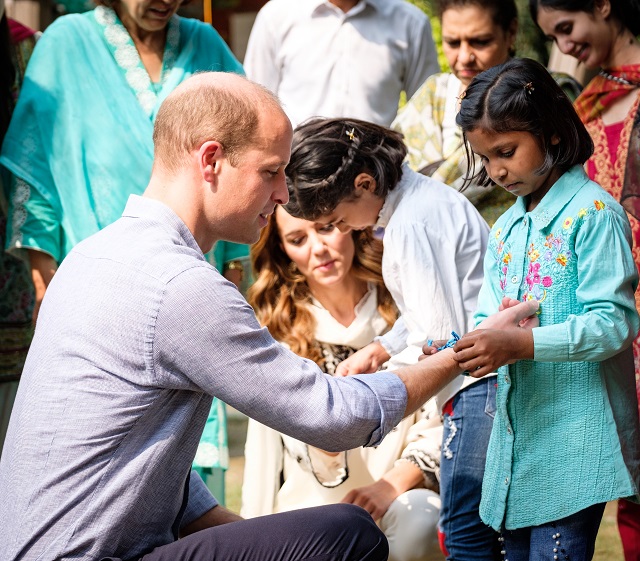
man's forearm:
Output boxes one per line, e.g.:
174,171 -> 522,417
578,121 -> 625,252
394,349 -> 460,417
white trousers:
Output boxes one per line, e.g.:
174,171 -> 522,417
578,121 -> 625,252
379,488 -> 442,561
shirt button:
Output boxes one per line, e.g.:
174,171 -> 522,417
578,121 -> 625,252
505,477 -> 510,485
504,374 -> 510,384
507,427 -> 512,435
511,275 -> 518,283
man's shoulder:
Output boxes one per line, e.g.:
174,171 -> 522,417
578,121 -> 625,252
370,0 -> 429,23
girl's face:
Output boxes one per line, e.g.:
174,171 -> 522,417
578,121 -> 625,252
316,174 -> 385,233
535,4 -> 615,69
465,128 -> 562,210
275,206 -> 356,289
441,5 -> 517,86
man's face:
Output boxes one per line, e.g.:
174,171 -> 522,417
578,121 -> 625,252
211,108 -> 293,244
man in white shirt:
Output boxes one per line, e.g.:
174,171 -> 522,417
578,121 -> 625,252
244,0 -> 440,127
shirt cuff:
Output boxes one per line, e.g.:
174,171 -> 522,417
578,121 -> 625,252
533,324 -> 570,362
350,371 -> 407,447
181,469 -> 219,528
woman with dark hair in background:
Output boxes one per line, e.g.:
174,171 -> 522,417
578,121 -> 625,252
530,2 -> 640,558
0,4 -> 38,454
393,0 -> 582,227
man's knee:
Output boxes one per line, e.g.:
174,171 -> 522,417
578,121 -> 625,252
318,504 -> 389,560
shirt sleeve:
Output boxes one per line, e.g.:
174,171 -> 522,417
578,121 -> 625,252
375,315 -> 409,355
402,14 -> 439,100
243,5 -> 281,93
152,267 -> 407,452
533,208 -> 640,362
6,176 -> 62,262
384,198 -> 488,346
180,469 -> 219,528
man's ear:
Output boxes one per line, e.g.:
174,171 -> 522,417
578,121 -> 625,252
354,172 -> 377,194
199,141 -> 224,183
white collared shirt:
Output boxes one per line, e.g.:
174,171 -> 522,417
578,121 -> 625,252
244,0 -> 439,127
375,167 -> 492,407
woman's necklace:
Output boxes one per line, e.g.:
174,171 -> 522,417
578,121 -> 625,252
599,69 -> 640,88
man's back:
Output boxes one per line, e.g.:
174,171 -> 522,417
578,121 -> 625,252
244,0 -> 439,127
0,197 -> 220,560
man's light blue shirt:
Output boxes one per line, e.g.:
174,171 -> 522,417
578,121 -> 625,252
0,195 -> 407,561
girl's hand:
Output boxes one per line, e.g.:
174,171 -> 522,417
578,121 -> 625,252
499,296 -> 539,329
419,340 -> 448,360
453,328 -> 534,377
452,300 -> 538,376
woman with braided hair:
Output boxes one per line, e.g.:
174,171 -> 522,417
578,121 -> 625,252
285,117 -> 495,560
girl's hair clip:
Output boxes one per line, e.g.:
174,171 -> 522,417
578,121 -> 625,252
457,90 -> 467,101
346,128 -> 357,142
524,82 -> 535,94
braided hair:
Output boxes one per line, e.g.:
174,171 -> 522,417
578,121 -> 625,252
285,118 -> 407,221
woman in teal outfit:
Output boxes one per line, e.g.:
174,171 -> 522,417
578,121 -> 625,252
0,0 -> 243,496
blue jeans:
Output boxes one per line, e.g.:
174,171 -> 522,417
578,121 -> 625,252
500,502 -> 606,561
440,377 -> 500,561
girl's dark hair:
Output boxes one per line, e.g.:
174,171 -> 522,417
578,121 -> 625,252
285,118 -> 407,221
437,0 -> 518,35
529,0 -> 640,37
456,57 -> 593,186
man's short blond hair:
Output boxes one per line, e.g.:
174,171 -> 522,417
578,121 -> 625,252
153,73 -> 283,171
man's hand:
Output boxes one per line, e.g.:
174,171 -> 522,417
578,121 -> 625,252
180,504 -> 243,537
452,300 -> 539,377
335,341 -> 390,376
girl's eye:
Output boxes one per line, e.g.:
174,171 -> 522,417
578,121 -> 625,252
501,150 -> 515,158
319,224 -> 335,233
288,237 -> 304,246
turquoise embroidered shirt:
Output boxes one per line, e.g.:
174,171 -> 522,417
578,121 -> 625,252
475,165 -> 640,530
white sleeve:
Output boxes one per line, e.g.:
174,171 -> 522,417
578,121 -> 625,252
403,14 -> 440,99
243,5 -> 282,94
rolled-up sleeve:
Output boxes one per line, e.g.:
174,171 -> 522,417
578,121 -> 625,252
181,470 -> 219,528
152,267 -> 407,452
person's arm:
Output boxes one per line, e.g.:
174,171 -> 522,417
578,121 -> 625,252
5,177 -> 62,322
455,207 -> 639,371
402,11 -> 440,100
180,504 -> 242,537
242,4 -> 281,92
29,249 -> 57,323
340,459 -> 424,521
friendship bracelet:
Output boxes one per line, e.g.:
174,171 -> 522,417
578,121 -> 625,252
426,331 -> 461,351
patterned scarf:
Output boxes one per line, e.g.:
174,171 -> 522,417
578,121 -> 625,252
574,65 -> 640,123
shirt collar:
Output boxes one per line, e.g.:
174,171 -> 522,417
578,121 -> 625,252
122,195 -> 203,255
375,164 -> 416,229
500,165 -> 590,234
310,0 -> 378,18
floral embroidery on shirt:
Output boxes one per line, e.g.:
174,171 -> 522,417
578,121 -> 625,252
594,200 -> 606,211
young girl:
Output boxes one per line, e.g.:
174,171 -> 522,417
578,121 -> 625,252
284,117 -> 495,559
453,57 -> 640,560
